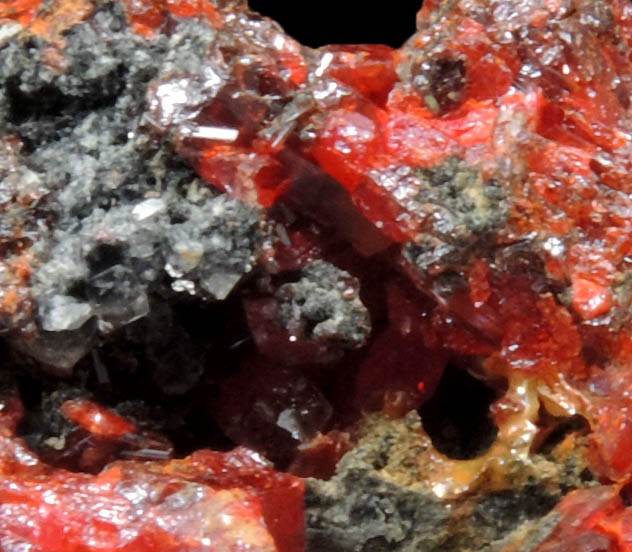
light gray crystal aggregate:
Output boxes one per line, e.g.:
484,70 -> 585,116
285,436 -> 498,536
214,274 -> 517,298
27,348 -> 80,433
277,260 -> 371,348
0,4 -> 263,369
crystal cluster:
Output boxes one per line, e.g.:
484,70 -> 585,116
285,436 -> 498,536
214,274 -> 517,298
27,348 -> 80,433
1,0 -> 632,550
0,387 -> 304,552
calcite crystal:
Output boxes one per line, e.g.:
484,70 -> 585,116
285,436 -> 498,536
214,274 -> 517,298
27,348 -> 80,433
2,0 -> 632,550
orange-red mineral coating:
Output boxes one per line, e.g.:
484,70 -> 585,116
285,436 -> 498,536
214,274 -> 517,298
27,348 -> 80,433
121,0 -> 222,37
0,0 -> 42,25
0,393 -> 304,552
61,399 -> 137,438
0,0 -> 95,46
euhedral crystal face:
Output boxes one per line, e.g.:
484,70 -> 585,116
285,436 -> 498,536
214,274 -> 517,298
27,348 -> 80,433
1,0 -> 632,550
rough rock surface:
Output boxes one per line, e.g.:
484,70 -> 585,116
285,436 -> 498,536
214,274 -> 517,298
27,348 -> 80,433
306,413 -> 584,552
0,4 -> 263,370
277,260 -> 371,349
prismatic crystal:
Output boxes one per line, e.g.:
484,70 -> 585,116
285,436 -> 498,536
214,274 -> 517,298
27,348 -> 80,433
2,0 -> 632,550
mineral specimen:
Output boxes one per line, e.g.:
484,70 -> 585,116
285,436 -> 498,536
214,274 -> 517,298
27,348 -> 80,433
2,0 -> 632,550
0,386 -> 304,552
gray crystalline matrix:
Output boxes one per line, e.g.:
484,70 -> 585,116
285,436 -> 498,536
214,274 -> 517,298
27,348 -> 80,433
165,195 -> 261,301
26,186 -> 262,370
276,260 -> 371,349
0,3 -> 264,371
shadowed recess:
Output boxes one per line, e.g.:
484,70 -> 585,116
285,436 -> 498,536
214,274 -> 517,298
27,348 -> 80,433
419,361 -> 499,460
